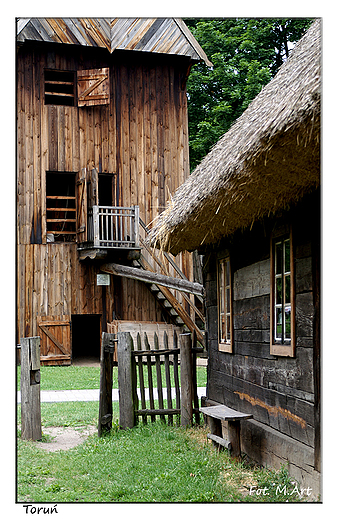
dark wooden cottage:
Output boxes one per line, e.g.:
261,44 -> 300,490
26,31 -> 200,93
150,20 -> 321,495
17,18 -> 210,364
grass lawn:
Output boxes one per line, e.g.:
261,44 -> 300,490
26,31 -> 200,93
17,364 -> 207,391
17,364 -> 310,503
17,402 -> 304,503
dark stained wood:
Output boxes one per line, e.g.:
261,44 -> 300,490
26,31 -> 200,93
144,333 -> 155,422
163,332 -> 173,425
136,333 -> 147,424
98,332 -> 116,436
117,332 -> 135,429
20,337 -> 42,441
173,331 -> 181,425
154,333 -> 165,423
180,333 -> 192,426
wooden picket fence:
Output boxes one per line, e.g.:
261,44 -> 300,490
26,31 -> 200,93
98,330 -> 202,436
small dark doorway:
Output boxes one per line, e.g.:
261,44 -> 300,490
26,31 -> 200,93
71,314 -> 101,362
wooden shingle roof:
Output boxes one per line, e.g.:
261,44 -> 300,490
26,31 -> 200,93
16,18 -> 212,65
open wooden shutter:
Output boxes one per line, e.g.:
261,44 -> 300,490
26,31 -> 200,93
77,68 -> 110,107
37,316 -> 71,365
88,167 -> 99,207
76,168 -> 87,243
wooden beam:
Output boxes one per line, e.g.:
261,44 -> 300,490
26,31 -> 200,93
100,263 -> 204,296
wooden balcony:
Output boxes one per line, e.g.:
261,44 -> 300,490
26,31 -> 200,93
78,205 -> 140,259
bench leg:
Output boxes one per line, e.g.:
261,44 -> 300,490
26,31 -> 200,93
207,417 -> 222,449
225,420 -> 241,460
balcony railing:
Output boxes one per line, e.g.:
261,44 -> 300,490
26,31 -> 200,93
87,205 -> 140,249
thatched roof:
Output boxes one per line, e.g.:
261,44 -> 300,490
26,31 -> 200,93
149,19 -> 321,255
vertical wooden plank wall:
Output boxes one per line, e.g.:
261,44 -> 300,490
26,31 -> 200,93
17,43 -> 193,344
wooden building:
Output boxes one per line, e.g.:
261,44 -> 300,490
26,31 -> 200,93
17,18 -> 210,364
150,20 -> 321,495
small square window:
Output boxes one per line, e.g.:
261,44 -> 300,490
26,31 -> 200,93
45,70 -> 75,106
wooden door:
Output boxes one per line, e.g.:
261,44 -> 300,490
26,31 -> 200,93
76,168 -> 87,243
37,315 -> 71,365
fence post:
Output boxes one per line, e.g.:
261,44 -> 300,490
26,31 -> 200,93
117,332 -> 135,429
180,333 -> 193,427
98,332 -> 116,437
20,337 -> 42,441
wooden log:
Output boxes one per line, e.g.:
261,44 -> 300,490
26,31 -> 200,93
20,337 -> 42,441
100,262 -> 204,296
180,333 -> 193,427
98,332 -> 116,436
117,332 -> 135,429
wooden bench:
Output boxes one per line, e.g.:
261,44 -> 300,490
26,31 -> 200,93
199,404 -> 253,459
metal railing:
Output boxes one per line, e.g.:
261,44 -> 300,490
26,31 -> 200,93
88,205 -> 139,249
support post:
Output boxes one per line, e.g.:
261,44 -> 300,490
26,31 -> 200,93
98,333 -> 116,437
134,205 -> 140,247
20,337 -> 42,441
180,333 -> 193,427
117,332 -> 135,429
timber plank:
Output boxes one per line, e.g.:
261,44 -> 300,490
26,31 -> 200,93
154,332 -> 165,422
163,332 -> 173,425
136,333 -> 147,424
144,333 -> 155,422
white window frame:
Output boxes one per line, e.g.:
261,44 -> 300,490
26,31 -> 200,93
217,256 -> 233,353
270,231 -> 295,357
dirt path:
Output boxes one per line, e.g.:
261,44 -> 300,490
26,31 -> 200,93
38,426 -> 97,452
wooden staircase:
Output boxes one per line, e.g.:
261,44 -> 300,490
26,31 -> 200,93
100,218 -> 206,345
135,219 -> 206,345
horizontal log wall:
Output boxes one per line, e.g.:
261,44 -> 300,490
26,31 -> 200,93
204,193 -> 319,452
17,42 -> 192,342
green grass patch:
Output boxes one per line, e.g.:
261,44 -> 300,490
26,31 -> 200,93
17,365 -> 207,391
17,399 -> 307,503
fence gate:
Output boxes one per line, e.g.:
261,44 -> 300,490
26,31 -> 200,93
98,330 -> 202,436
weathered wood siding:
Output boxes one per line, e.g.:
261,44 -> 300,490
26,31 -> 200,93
17,41 -> 192,343
203,191 -> 320,487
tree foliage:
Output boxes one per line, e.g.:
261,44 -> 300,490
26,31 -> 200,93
185,18 -> 313,171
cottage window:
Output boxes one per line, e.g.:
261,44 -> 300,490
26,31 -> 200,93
46,172 -> 76,243
44,70 -> 75,106
270,233 -> 295,356
218,256 -> 233,353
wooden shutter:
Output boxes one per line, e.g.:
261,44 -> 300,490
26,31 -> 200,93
76,168 -> 87,243
37,316 -> 71,365
77,68 -> 110,107
88,168 -> 99,207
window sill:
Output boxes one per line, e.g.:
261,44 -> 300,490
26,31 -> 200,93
218,342 -> 232,354
270,343 -> 295,357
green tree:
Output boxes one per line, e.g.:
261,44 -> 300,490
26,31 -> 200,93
185,18 -> 313,171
